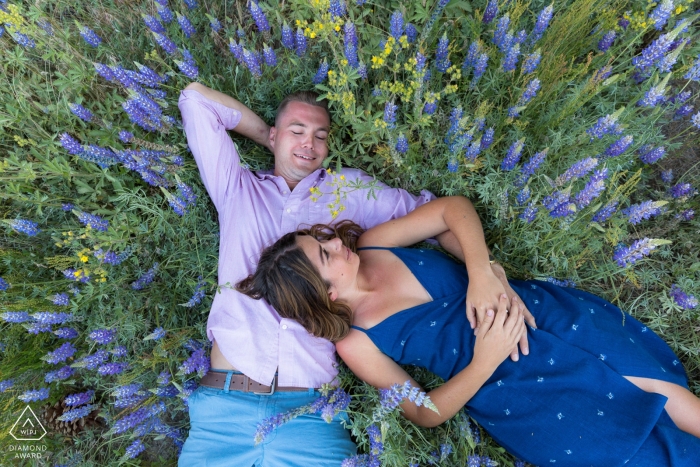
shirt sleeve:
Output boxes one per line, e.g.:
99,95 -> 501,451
353,170 -> 438,230
178,89 -> 243,211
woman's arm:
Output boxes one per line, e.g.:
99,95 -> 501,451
338,295 -> 524,427
359,196 -> 510,329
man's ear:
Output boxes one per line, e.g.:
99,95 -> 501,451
268,126 -> 277,150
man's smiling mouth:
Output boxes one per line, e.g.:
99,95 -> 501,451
295,153 -> 315,160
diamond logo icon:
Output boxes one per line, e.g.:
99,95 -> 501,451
10,406 -> 47,441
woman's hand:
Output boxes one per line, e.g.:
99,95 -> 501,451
466,269 -> 507,332
471,295 -> 526,372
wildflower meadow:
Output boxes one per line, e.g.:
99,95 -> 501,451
1,0 -> 699,465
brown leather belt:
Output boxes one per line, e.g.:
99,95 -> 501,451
199,371 -> 310,395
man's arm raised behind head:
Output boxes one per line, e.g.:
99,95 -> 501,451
183,82 -> 272,151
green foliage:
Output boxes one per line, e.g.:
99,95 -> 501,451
0,0 -> 699,465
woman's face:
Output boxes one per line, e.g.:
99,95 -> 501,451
296,235 -> 359,300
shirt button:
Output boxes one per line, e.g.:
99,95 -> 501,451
286,208 -> 291,213
282,324 -> 288,330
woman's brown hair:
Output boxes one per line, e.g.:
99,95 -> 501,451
236,220 -> 364,342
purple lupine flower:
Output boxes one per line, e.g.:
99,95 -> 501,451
228,39 -> 244,62
59,133 -> 84,155
678,209 -> 694,221
112,346 -> 128,358
0,277 -> 9,291
483,0 -> 498,24
502,44 -> 521,72
618,17 -> 630,29
179,348 -> 210,376
156,3 -> 173,23
59,404 -> 96,422
499,32 -> 514,53
249,0 -> 270,34
669,183 -> 696,199
76,211 -> 109,231
343,22 -> 359,69
603,135 -> 633,158
668,90 -> 691,105
0,380 -> 14,392
80,144 -> 117,167
80,27 -> 102,47
63,268 -> 90,283
685,55 -> 700,81
622,200 -> 663,224
501,138 -> 525,170
470,53 -> 489,87
52,293 -> 70,306
45,342 -> 77,365
169,196 -> 189,216
157,371 -> 171,385
545,277 -> 576,288
632,33 -> 673,72
423,100 -> 437,115
598,31 -> 616,52
132,263 -> 159,290
405,23 -> 417,43
656,41 -> 685,73
177,13 -> 196,38
98,362 -> 129,376
45,365 -> 74,383
373,381 -> 435,421
110,65 -> 139,89
613,238 -> 659,267
26,322 -> 54,334
357,62 -> 368,79
493,14 -> 510,49
519,148 -> 548,181
396,134 -> 409,154
18,388 -> 50,403
145,326 -> 166,340
383,102 -> 398,128
415,52 -> 427,73
516,186 -> 531,205
638,82 -> 667,107
473,117 -> 486,131
281,22 -> 294,49
8,218 -> 40,236
69,103 -> 93,122
113,383 -> 142,399
153,32 -> 177,55
143,14 -> 165,34
313,61 -> 329,84
670,284 -> 698,309
54,327 -> 78,339
36,19 -> 53,36
522,50 -> 541,73
692,112 -> 700,129
518,78 -> 540,106
119,130 -> 134,143
154,385 -> 179,398
481,128 -> 495,150
462,41 -> 480,71
113,393 -> 147,409
649,0 -> 673,30
574,168 -> 608,209
367,424 -> 384,457
543,191 -> 575,218
89,328 -> 116,345
209,17 -> 222,32
328,0 -> 347,20
125,439 -> 146,459
515,29 -> 528,45
32,312 -> 72,325
61,203 -> 74,211
639,145 -> 666,164
295,28 -> 307,57
587,114 -> 621,140
433,34 -> 451,73
465,141 -> 481,161
184,0 -> 198,8
262,44 -> 277,67
389,10 -> 404,39
555,157 -> 598,186
94,62 -> 116,82
176,59 -> 199,79
528,4 -> 554,46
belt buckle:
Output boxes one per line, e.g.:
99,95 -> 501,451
253,374 -> 277,395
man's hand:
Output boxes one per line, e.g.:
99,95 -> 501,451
468,263 -> 536,362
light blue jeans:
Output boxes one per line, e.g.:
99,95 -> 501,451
179,373 -> 356,467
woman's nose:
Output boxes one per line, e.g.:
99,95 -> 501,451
331,237 -> 342,249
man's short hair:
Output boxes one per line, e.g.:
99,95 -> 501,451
275,91 -> 331,127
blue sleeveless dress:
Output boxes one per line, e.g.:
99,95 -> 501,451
351,247 -> 700,467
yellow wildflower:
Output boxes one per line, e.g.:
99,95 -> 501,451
80,255 -> 89,263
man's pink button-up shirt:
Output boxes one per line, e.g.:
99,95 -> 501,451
178,89 -> 436,388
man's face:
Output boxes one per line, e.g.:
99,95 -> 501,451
269,101 -> 330,188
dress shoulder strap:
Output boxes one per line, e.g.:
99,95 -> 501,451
350,325 -> 368,333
